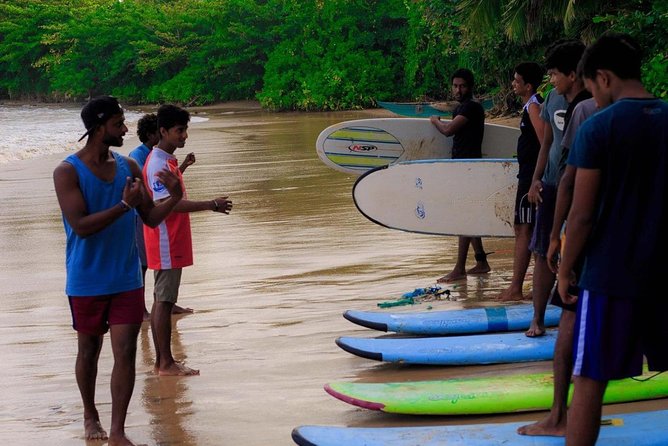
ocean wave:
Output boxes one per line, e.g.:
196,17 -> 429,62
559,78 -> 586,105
0,104 -> 143,164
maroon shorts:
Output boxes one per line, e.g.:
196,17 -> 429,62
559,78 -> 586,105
68,288 -> 145,335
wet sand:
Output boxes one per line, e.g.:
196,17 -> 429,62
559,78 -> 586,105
1,103 -> 665,445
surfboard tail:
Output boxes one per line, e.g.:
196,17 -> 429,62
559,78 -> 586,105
324,383 -> 385,411
342,310 -> 389,332
291,427 -> 317,446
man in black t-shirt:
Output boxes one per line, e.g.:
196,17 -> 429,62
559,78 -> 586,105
430,68 -> 490,283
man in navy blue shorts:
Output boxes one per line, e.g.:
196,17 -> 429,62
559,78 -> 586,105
558,33 -> 668,446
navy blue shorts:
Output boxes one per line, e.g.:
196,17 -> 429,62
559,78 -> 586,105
529,184 -> 557,257
572,289 -> 668,381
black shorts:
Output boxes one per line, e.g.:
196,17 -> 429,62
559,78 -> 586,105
514,180 -> 535,225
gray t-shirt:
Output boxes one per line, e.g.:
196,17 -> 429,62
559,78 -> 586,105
540,89 -> 568,186
562,98 -> 598,151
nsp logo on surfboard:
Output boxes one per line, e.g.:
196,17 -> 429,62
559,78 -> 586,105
348,144 -> 377,153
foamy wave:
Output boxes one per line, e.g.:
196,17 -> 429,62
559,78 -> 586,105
0,104 -> 142,164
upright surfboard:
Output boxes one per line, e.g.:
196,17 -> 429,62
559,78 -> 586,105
316,118 -> 519,175
336,330 -> 556,365
293,410 -> 668,446
324,368 -> 668,415
344,304 -> 562,335
353,159 -> 518,237
376,100 -> 453,118
376,99 -> 493,118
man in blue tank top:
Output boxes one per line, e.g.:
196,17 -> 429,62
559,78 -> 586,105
53,96 -> 184,445
558,33 -> 668,446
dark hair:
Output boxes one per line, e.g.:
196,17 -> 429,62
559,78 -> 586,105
136,113 -> 158,143
78,95 -> 123,141
157,104 -> 190,132
580,32 -> 642,81
451,68 -> 475,89
544,39 -> 586,75
514,62 -> 545,92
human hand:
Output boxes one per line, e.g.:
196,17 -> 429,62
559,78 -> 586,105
155,169 -> 183,200
429,116 -> 440,125
122,176 -> 144,208
558,270 -> 578,304
547,237 -> 561,274
180,152 -> 196,172
528,180 -> 543,204
212,196 -> 233,214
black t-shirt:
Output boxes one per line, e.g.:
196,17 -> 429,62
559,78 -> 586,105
452,99 -> 485,159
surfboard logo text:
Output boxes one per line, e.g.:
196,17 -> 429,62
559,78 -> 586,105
348,144 -> 377,153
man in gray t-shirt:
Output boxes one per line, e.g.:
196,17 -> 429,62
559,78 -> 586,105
525,40 -> 586,339
538,89 -> 568,187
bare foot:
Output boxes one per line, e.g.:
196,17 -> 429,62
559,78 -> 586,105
109,433 -> 146,446
493,287 -> 524,302
517,415 -> 566,436
158,362 -> 200,376
467,263 -> 491,274
436,271 -> 467,283
84,417 -> 108,441
525,321 -> 545,337
172,304 -> 194,315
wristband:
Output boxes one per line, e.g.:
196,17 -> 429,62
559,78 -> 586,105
119,200 -> 132,212
212,200 -> 219,211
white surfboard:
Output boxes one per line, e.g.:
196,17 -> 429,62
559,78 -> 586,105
353,159 -> 518,237
316,118 -> 519,175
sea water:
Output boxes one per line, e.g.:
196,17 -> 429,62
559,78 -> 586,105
0,103 -> 208,163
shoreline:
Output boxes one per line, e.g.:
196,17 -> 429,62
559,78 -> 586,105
1,99 -> 520,126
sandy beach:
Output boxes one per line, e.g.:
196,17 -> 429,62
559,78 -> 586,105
1,102 -> 665,445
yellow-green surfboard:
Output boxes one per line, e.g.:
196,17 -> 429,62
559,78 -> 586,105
325,368 -> 668,415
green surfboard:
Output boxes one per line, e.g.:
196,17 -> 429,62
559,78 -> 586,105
325,368 -> 668,415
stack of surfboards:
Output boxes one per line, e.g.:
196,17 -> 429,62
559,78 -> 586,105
316,117 -> 521,237
338,304 -> 560,365
291,301 -> 668,445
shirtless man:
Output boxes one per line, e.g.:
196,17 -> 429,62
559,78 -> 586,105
54,96 -> 183,445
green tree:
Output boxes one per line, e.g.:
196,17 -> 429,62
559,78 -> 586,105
258,0 -> 407,111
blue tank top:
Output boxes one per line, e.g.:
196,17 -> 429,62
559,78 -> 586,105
63,152 -> 142,296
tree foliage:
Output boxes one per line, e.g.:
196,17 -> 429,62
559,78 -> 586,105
0,0 -> 665,109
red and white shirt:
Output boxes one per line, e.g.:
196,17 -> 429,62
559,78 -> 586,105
142,148 -> 193,270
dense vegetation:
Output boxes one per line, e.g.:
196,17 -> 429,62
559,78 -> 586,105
1,0 -> 666,111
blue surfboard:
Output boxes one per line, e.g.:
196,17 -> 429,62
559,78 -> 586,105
336,330 -> 556,365
344,304 -> 562,335
292,409 -> 668,446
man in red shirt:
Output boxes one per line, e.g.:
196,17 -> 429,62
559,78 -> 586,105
143,104 -> 232,376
